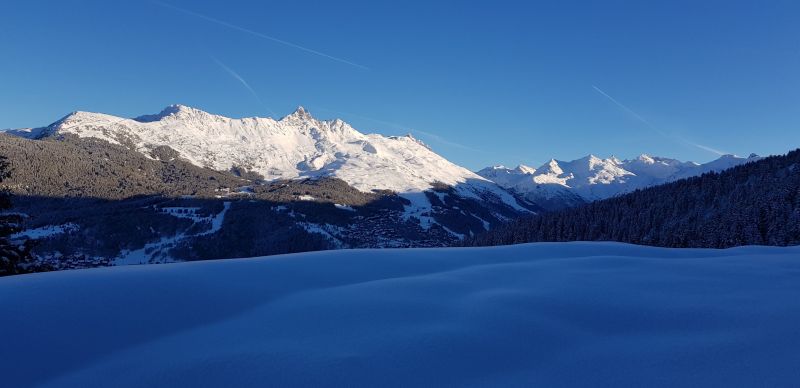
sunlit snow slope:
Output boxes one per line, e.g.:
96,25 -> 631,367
3,242 -> 799,387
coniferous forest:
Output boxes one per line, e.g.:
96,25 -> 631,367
470,149 -> 800,248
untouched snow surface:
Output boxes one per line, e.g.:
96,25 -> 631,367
3,242 -> 800,387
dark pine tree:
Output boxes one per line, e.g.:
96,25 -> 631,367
0,156 -> 36,276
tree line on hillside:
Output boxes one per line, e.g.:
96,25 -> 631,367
0,134 -> 247,199
470,149 -> 800,249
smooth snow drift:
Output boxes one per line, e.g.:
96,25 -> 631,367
2,242 -> 800,387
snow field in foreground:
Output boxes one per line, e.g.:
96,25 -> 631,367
2,242 -> 800,387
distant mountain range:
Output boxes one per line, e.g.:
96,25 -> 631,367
477,153 -> 761,210
471,148 -> 800,248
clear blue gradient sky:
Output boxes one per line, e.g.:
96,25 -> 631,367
2,0 -> 798,169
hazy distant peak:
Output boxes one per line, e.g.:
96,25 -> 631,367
514,164 -> 537,174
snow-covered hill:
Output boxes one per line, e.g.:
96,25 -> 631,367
478,153 -> 761,209
2,242 -> 799,387
17,105 -> 526,215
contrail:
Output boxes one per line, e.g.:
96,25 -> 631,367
314,107 -> 483,152
592,85 -> 670,138
152,1 -> 369,70
211,56 -> 276,117
688,142 -> 726,156
592,85 -> 725,156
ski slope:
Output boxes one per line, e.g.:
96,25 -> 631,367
3,242 -> 800,387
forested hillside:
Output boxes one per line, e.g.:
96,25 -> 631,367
471,149 -> 800,248
0,133 -> 248,198
0,134 -> 531,271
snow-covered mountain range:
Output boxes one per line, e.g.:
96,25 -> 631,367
478,153 -> 761,210
11,104 -> 528,216
0,104 -> 780,270
7,104 -> 762,215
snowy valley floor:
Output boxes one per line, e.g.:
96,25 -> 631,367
2,242 -> 800,387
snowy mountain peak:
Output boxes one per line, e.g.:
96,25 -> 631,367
637,154 -> 655,163
133,104 -> 214,123
60,110 -> 98,122
538,159 -> 564,175
475,165 -> 509,178
584,154 -> 608,169
719,153 -> 760,162
284,106 -> 313,121
164,104 -> 198,115
514,164 -> 537,174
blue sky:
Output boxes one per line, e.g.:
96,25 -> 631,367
1,0 -> 798,169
